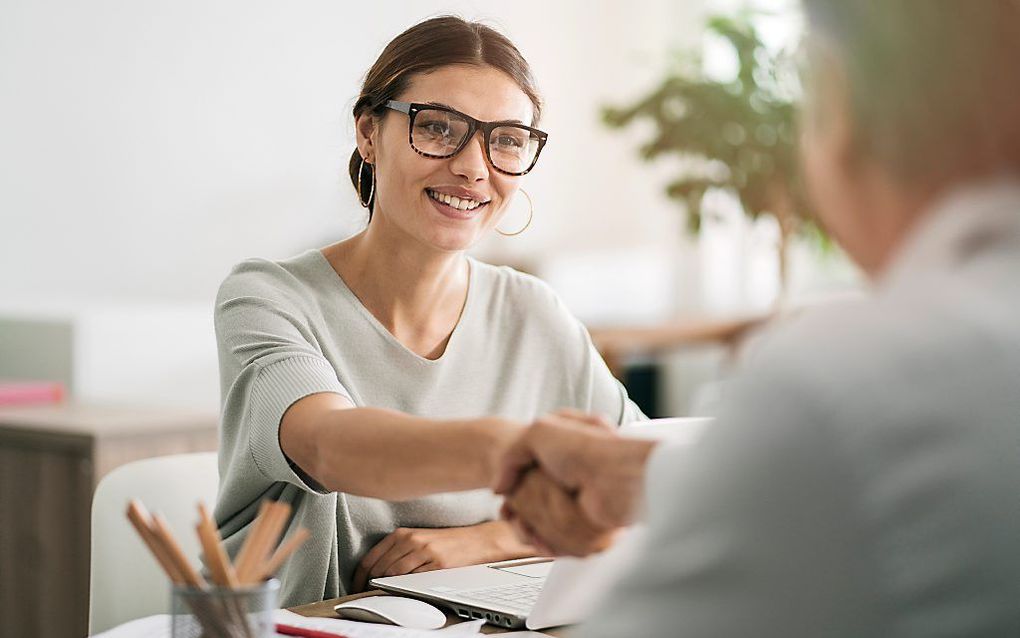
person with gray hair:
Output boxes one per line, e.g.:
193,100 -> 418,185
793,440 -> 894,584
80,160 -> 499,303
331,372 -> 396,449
496,2 -> 1020,635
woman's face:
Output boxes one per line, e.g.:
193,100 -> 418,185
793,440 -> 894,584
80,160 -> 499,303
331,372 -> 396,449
357,64 -> 536,253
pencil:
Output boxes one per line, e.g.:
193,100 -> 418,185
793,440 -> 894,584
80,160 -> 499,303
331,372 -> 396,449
196,503 -> 255,638
239,501 -> 290,584
151,513 -> 207,588
259,527 -> 310,581
127,501 -> 238,637
196,503 -> 240,588
251,502 -> 290,581
233,500 -> 273,583
125,500 -> 184,585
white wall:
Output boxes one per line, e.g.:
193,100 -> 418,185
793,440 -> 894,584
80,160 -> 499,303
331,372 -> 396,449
0,0 -> 705,308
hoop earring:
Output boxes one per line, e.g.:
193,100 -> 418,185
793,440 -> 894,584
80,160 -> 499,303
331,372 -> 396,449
496,189 -> 533,236
358,157 -> 375,208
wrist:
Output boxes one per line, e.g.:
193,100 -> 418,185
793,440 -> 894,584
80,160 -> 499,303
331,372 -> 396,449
477,418 -> 526,487
483,519 -> 537,560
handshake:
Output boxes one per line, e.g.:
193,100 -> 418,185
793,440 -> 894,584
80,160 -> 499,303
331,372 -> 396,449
492,410 -> 657,557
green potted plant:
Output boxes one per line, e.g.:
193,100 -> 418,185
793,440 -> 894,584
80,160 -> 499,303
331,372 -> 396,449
602,11 -> 819,291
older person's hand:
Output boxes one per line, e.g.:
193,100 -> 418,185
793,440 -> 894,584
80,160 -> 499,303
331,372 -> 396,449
501,467 -> 619,556
494,410 -> 657,544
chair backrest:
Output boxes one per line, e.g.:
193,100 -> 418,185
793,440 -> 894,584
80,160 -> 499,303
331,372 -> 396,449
88,452 -> 218,635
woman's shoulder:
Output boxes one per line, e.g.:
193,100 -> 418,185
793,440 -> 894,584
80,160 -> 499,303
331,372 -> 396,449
469,258 -> 582,333
470,258 -> 563,307
216,249 -> 329,306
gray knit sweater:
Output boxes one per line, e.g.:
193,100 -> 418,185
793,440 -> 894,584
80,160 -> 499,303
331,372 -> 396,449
212,248 -> 644,606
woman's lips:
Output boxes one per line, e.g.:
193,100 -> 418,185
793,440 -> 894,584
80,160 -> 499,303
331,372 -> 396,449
427,194 -> 488,220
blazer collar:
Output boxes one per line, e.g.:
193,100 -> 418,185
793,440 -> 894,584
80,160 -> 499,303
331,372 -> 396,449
881,174 -> 1020,290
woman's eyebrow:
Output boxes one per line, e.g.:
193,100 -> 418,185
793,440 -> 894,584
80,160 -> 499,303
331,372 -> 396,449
424,101 -> 525,125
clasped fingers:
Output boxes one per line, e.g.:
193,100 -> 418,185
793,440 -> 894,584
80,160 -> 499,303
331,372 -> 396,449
502,468 -> 618,558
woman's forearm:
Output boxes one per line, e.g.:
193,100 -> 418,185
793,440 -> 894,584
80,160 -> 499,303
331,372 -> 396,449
284,399 -> 522,500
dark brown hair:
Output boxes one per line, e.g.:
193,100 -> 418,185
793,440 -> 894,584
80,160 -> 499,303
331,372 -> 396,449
348,16 -> 542,216
802,0 -> 1020,187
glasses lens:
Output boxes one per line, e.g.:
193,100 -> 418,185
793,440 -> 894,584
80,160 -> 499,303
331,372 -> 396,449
488,126 -> 541,174
411,109 -> 471,157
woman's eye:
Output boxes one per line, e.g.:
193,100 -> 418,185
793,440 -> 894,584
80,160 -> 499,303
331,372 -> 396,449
420,122 -> 450,137
496,135 -> 524,149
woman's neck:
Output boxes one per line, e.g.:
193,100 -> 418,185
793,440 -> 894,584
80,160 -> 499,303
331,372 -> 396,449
323,216 -> 470,356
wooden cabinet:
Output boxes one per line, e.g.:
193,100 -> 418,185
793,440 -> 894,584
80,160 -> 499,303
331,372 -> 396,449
0,404 -> 218,638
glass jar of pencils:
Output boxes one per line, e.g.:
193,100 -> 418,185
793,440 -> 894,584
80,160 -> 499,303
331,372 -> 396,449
171,578 -> 280,638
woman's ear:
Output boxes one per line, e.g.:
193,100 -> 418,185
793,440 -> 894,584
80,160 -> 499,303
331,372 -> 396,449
355,112 -> 378,164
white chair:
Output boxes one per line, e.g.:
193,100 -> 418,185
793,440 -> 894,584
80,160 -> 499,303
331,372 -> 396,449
88,452 -> 219,635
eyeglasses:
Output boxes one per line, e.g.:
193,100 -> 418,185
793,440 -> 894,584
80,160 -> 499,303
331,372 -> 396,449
382,100 -> 548,176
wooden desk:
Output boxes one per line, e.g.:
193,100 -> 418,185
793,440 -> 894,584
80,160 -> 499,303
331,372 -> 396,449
588,315 -> 767,377
290,591 -> 570,636
0,403 -> 219,638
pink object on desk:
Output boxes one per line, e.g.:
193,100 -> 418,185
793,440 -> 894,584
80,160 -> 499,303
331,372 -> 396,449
0,381 -> 64,405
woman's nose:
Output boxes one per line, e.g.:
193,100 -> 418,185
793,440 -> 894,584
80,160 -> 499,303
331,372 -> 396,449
448,132 -> 490,182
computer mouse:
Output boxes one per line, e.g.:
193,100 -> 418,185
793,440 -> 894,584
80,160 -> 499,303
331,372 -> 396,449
333,595 -> 447,630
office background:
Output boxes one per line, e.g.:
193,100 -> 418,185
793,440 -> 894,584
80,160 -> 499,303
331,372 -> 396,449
0,1 -> 857,636
0,0 -> 854,415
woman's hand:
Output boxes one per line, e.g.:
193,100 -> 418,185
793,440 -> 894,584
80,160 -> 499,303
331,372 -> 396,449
352,520 -> 536,592
495,409 -> 652,531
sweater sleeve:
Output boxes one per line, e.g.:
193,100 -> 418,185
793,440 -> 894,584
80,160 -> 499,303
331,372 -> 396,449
215,261 -> 351,493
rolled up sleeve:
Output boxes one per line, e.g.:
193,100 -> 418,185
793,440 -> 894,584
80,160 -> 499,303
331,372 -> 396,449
216,266 -> 352,495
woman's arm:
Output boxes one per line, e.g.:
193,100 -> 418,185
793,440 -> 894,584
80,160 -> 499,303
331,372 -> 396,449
351,520 -> 537,591
280,392 -> 522,501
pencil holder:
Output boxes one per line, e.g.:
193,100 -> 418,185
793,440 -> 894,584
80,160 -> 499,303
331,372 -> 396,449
171,579 -> 280,638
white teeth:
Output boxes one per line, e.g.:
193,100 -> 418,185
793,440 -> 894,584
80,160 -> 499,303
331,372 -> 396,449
427,189 -> 483,211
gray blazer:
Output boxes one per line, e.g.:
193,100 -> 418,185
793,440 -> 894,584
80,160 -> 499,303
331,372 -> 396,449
582,178 -> 1020,637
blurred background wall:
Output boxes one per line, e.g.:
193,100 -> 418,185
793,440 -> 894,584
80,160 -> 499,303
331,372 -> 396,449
1,0 -> 700,300
0,0 -> 707,411
0,0 -> 854,416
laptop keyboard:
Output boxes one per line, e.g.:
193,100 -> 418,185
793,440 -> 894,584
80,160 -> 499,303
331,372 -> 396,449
457,581 -> 544,612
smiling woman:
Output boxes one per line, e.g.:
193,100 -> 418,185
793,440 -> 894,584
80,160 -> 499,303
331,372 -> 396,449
351,63 -> 544,252
210,16 -> 645,607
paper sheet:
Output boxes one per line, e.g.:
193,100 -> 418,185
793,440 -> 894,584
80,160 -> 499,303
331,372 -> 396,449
275,609 -> 481,636
90,614 -> 175,638
91,609 -> 483,637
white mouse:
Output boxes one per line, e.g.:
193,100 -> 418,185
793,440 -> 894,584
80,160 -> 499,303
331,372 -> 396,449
334,595 -> 447,630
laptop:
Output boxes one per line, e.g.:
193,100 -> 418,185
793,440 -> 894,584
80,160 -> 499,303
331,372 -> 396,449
370,417 -> 711,629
